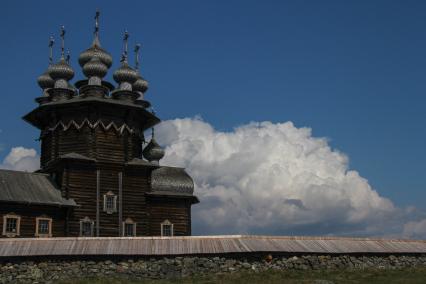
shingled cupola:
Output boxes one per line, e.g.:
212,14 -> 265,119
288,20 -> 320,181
132,44 -> 149,101
48,26 -> 75,101
112,31 -> 139,102
78,10 -> 113,70
36,37 -> 55,105
2,10 -> 199,238
23,12 -> 159,167
142,127 -> 165,165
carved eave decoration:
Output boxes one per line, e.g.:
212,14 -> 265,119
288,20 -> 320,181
43,118 -> 144,137
22,96 -> 160,131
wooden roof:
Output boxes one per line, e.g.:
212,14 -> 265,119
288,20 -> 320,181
151,167 -> 195,197
0,169 -> 77,207
23,96 -> 160,131
0,235 -> 425,257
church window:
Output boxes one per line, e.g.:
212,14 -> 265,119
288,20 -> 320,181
35,217 -> 52,237
103,191 -> 117,214
2,214 -> 21,237
79,217 -> 94,237
123,218 -> 136,237
161,220 -> 174,237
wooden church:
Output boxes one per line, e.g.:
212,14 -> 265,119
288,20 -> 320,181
0,12 -> 199,238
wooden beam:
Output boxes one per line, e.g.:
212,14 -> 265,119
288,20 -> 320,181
96,170 -> 100,237
118,172 -> 123,237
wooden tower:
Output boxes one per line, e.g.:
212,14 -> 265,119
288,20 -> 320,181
14,13 -> 199,238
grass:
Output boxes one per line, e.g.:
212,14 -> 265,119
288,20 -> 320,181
59,268 -> 426,284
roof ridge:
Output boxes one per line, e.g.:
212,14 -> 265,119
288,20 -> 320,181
0,169 -> 45,175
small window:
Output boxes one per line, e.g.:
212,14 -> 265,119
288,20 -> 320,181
79,217 -> 94,237
39,220 -> 49,234
161,220 -> 174,237
103,191 -> 117,214
6,218 -> 18,233
2,214 -> 21,237
123,218 -> 136,237
35,217 -> 52,237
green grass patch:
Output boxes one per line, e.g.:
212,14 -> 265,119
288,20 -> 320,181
60,268 -> 426,284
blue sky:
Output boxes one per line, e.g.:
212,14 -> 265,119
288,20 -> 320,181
0,0 -> 425,216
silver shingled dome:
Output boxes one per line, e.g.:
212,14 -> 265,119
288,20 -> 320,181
113,61 -> 138,85
142,138 -> 165,162
37,70 -> 54,89
83,56 -> 108,79
79,38 -> 113,68
133,75 -> 149,93
49,58 -> 74,81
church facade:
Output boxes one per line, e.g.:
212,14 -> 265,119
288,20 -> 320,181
0,12 -> 198,238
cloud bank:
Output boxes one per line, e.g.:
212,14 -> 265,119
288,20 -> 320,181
0,146 -> 40,172
156,117 -> 408,237
404,219 -> 426,239
0,118 -> 423,238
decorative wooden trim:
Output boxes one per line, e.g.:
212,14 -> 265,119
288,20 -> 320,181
35,216 -> 52,238
79,216 -> 94,237
2,213 -> 21,238
47,119 -> 142,136
103,191 -> 117,214
122,218 -> 137,237
161,219 -> 174,237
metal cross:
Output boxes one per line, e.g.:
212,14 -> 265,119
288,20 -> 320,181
122,30 -> 129,61
48,36 -> 54,64
94,9 -> 100,35
134,43 -> 141,70
60,26 -> 66,58
66,50 -> 70,64
150,108 -> 156,138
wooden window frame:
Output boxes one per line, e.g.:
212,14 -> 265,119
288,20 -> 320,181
79,216 -> 94,237
122,218 -> 137,237
103,191 -> 117,214
161,219 -> 174,237
35,216 -> 52,237
2,213 -> 21,238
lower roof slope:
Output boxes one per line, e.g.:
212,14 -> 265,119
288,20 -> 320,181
0,169 -> 77,207
150,167 -> 194,196
149,166 -> 199,203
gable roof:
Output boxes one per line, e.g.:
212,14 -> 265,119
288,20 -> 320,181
0,169 -> 77,207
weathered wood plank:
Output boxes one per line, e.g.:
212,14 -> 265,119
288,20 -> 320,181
1,235 -> 425,257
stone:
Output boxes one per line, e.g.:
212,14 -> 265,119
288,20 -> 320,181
0,254 -> 424,282
30,267 -> 43,280
313,280 -> 335,284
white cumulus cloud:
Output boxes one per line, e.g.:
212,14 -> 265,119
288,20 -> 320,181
0,119 -> 422,238
156,117 -> 401,236
0,146 -> 40,172
403,219 -> 426,239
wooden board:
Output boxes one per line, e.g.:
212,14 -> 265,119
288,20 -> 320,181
0,235 -> 425,257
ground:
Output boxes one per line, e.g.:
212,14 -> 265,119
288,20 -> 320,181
60,268 -> 426,284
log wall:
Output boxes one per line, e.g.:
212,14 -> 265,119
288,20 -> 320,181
52,161 -> 192,237
0,204 -> 67,238
40,126 -> 143,166
29,106 -> 192,238
148,197 -> 192,236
